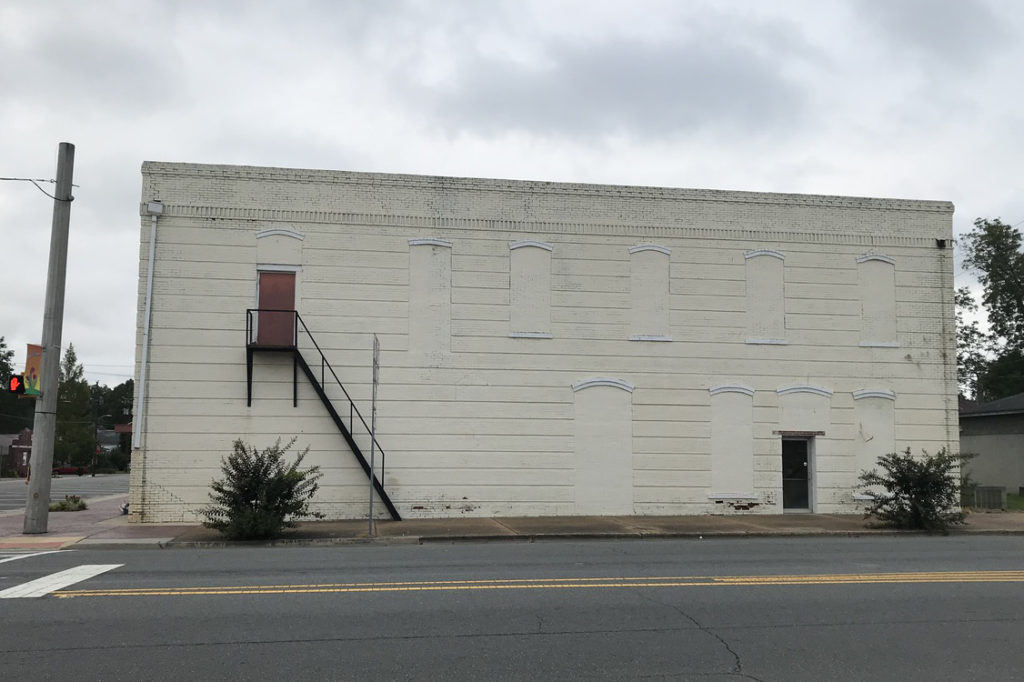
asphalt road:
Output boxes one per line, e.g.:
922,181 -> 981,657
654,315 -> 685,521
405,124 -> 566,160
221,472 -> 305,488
0,473 -> 129,511
2,535 -> 1023,680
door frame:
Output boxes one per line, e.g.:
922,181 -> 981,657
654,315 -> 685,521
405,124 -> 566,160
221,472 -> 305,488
781,436 -> 815,513
254,265 -> 301,345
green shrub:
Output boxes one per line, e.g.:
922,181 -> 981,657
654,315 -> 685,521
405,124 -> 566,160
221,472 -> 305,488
201,438 -> 324,540
859,447 -> 970,533
49,495 -> 88,512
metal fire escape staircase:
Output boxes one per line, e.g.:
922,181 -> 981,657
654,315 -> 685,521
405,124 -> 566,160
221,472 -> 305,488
245,309 -> 401,520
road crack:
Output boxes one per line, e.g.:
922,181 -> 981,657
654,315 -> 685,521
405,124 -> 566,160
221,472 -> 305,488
634,589 -> 767,682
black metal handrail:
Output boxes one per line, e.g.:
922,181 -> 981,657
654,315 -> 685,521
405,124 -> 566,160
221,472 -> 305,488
245,308 -> 298,347
245,308 -> 387,488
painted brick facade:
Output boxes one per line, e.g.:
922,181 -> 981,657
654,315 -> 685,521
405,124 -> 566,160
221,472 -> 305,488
131,162 -> 957,522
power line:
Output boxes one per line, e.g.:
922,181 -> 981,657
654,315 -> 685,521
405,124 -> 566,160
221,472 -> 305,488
0,176 -> 78,201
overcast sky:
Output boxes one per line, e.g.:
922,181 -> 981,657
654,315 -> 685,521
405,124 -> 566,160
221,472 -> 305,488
1,0 -> 1021,386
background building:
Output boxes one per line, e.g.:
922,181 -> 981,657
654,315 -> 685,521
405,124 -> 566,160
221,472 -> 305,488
1,429 -> 32,478
960,392 -> 1024,499
130,163 -> 957,523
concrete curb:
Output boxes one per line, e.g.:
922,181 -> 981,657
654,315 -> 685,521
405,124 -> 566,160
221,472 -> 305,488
72,525 -> 1023,550
160,536 -> 423,549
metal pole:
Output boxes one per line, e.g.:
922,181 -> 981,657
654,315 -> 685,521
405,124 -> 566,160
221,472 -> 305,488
133,201 -> 162,449
368,334 -> 379,536
24,142 -> 75,534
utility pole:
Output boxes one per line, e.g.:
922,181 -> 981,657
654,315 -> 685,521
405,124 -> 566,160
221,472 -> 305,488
24,142 -> 75,534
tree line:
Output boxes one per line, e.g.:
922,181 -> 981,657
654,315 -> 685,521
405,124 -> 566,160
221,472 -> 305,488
1,338 -> 132,472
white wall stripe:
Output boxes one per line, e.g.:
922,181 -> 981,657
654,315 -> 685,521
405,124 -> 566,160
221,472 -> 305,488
0,564 -> 123,599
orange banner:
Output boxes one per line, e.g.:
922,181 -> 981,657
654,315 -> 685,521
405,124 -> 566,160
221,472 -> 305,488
24,344 -> 41,397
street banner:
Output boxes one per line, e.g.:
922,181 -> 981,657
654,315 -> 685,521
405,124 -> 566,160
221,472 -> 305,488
24,344 -> 42,397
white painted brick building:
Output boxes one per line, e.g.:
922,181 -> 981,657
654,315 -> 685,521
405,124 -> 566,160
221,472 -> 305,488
130,162 -> 957,523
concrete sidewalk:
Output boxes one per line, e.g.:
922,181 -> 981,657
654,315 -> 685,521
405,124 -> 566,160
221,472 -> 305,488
2,494 -> 1023,549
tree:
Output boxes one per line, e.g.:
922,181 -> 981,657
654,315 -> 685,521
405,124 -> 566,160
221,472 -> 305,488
955,287 -> 987,399
106,378 -> 134,469
0,336 -> 35,433
87,378 -> 134,470
0,336 -> 12,377
959,218 -> 1024,401
960,218 -> 1024,351
109,378 -> 134,424
90,382 -> 114,429
55,344 -> 95,467
859,448 -> 969,533
201,438 -> 324,540
976,350 -> 1024,402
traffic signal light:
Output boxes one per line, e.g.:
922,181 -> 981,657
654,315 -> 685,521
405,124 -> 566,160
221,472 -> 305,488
7,375 -> 25,394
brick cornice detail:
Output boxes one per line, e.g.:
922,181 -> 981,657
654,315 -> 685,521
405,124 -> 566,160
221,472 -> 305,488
143,203 -> 940,247
141,162 -> 954,214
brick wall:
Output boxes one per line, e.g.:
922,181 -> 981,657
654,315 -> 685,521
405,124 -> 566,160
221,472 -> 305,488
130,163 -> 957,522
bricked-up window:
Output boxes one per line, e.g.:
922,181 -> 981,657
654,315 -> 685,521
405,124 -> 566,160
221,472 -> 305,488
858,254 -> 897,347
777,385 -> 832,433
745,249 -> 786,344
629,244 -> 671,341
709,384 -> 755,498
509,240 -> 553,338
572,378 -> 635,514
409,238 -> 452,355
255,228 -> 304,265
852,389 -> 896,496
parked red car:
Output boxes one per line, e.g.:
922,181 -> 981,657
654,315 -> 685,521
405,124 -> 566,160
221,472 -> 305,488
52,465 -> 87,476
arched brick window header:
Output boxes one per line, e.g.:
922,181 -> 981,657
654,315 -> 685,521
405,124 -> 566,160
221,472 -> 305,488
256,228 -> 304,241
629,244 -> 671,256
510,240 -> 553,251
710,384 -> 755,397
409,238 -> 453,248
572,378 -> 635,393
744,249 -> 785,260
853,389 -> 896,401
856,253 -> 895,265
777,385 -> 833,398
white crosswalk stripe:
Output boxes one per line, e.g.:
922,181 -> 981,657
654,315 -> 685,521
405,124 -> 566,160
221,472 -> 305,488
0,564 -> 123,598
0,550 -> 66,564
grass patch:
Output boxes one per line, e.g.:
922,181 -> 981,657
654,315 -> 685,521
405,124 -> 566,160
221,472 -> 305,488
49,495 -> 87,512
1008,493 -> 1024,511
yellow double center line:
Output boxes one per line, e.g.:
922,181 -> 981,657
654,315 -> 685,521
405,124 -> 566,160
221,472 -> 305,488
53,570 -> 1024,599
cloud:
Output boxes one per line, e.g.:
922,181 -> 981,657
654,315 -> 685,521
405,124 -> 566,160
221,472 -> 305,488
404,11 -> 818,141
855,0 -> 1010,70
1,0 -> 1023,387
414,40 -> 804,140
0,4 -> 185,115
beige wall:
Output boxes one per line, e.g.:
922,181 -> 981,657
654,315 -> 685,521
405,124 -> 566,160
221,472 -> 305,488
131,163 -> 958,522
961,414 -> 1024,493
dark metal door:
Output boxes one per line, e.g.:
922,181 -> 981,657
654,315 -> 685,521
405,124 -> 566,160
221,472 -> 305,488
256,271 -> 295,346
782,439 -> 810,510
